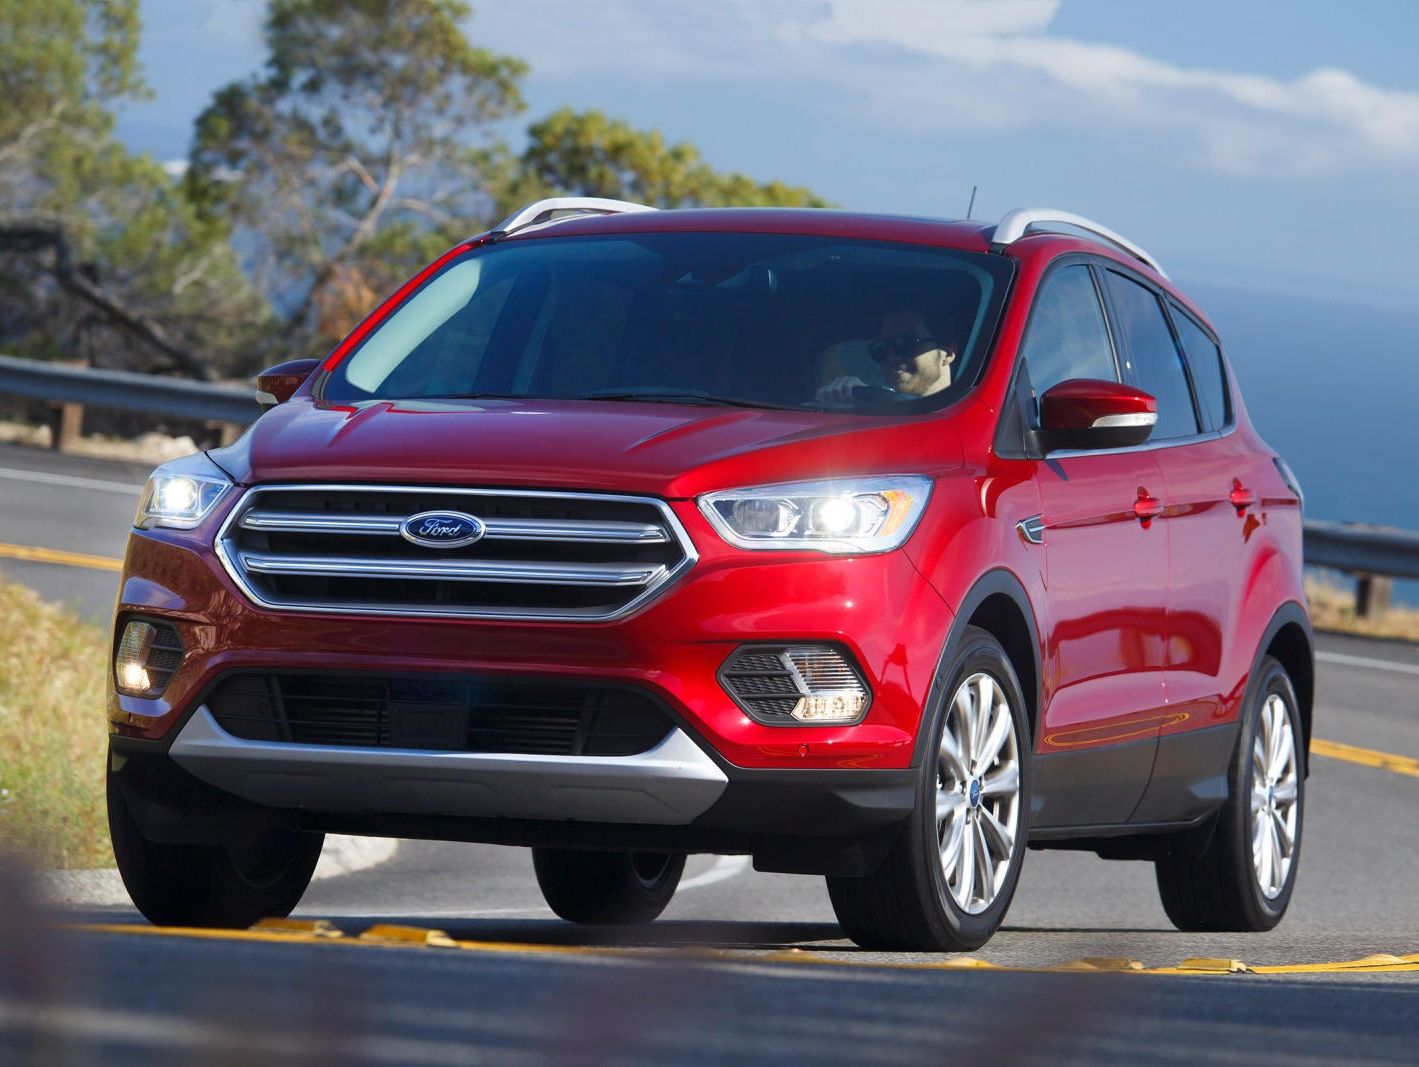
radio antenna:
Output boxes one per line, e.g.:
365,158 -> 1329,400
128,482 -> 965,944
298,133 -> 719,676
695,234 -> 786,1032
966,185 -> 978,220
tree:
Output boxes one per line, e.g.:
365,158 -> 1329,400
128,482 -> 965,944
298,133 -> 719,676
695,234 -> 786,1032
188,0 -> 526,355
0,0 -> 265,378
508,107 -> 830,211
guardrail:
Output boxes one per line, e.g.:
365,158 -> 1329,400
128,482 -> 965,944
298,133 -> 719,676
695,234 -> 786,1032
1303,520 -> 1419,617
0,355 -> 1414,615
0,353 -> 258,450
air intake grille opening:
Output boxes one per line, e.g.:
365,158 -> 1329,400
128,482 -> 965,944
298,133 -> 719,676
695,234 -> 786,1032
206,673 -> 675,756
217,486 -> 694,621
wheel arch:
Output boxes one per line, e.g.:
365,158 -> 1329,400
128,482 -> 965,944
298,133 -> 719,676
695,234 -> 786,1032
1253,601 -> 1314,775
915,568 -> 1043,767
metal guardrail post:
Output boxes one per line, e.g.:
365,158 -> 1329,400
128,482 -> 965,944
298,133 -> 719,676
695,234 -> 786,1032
1354,576 -> 1392,619
1303,519 -> 1419,618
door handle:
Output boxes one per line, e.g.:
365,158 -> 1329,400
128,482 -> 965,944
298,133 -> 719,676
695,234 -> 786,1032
1229,482 -> 1257,511
1133,491 -> 1164,521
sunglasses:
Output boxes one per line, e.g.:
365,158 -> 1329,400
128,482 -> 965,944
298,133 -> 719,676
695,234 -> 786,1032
869,334 -> 943,363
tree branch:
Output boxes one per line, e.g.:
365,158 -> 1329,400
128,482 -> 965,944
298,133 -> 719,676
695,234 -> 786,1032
279,153 -> 402,340
0,222 -> 213,380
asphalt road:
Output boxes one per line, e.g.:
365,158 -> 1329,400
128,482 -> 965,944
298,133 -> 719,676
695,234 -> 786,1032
3,442 -> 1418,1064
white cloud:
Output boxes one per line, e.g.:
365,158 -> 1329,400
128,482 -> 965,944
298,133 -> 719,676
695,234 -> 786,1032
473,0 -> 1419,178
810,0 -> 1061,43
799,1 -> 1419,175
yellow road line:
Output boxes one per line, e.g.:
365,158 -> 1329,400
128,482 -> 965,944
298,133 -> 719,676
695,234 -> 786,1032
64,923 -> 1419,976
1312,738 -> 1419,779
0,541 -> 122,572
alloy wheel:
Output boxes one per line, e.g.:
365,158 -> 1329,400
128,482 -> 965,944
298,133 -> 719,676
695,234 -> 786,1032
1250,693 -> 1300,899
936,671 -> 1022,914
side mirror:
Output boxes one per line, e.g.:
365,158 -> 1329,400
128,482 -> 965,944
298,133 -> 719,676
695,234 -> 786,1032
255,358 -> 321,411
1037,378 -> 1156,453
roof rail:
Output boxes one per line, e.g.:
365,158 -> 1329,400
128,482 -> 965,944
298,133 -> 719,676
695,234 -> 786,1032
990,208 -> 1167,278
492,196 -> 656,237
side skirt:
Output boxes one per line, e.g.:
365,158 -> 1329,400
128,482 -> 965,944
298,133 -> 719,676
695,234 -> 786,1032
1029,721 -> 1239,857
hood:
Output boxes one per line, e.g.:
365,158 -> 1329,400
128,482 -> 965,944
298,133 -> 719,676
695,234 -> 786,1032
210,396 -> 964,498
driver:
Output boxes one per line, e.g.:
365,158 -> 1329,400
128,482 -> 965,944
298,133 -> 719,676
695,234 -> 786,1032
817,309 -> 957,403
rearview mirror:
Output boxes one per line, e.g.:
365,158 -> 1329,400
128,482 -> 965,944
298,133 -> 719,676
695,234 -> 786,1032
1037,378 -> 1156,453
255,358 -> 321,411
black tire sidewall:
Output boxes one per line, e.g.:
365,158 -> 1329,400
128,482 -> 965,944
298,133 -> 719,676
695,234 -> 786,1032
911,627 -> 1033,949
108,761 -> 323,927
532,848 -> 685,924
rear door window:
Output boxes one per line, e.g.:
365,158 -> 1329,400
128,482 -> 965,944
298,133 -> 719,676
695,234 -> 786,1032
1169,303 -> 1230,432
1102,270 -> 1200,440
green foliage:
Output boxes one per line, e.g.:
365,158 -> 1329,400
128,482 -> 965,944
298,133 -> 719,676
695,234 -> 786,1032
0,0 -> 267,376
0,0 -> 143,145
188,0 -> 526,353
512,107 -> 831,210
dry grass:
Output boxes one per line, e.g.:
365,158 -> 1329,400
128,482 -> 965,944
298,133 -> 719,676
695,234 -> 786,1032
0,572 -> 111,868
0,418 -> 199,464
1306,575 -> 1419,643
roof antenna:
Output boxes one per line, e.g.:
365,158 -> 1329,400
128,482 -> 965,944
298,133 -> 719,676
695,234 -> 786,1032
966,185 -> 978,220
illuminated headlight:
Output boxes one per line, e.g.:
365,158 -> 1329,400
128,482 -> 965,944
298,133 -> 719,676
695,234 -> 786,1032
699,476 -> 932,554
134,453 -> 232,530
114,619 -> 184,698
719,645 -> 871,726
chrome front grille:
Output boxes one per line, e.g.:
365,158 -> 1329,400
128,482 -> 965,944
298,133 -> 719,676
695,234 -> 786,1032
216,485 -> 696,620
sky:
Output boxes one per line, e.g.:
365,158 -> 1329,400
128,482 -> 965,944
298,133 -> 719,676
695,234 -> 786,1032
117,0 -> 1419,310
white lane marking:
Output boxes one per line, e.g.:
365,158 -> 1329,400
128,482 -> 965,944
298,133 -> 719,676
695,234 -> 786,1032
678,854 -> 751,891
0,464 -> 145,495
1317,650 -> 1419,678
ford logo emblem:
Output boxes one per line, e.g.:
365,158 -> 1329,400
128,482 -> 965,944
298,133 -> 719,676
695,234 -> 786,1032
399,510 -> 486,549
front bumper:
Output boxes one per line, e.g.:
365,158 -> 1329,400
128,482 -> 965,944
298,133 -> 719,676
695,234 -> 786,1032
170,705 -> 729,825
109,493 -> 945,873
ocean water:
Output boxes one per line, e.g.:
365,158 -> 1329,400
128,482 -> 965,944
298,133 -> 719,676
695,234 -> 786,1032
1187,281 -> 1419,604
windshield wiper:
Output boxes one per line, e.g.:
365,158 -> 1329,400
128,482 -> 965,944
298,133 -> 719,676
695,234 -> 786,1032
578,388 -> 798,410
414,392 -> 528,402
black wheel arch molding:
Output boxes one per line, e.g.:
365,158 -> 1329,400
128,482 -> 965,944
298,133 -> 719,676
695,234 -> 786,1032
1247,599 -> 1314,776
911,566 -> 1044,770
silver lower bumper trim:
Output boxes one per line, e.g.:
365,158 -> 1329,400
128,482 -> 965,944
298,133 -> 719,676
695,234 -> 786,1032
170,707 -> 728,825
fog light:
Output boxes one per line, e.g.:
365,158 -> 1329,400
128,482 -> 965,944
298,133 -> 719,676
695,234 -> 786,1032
115,619 -> 184,698
718,644 -> 870,726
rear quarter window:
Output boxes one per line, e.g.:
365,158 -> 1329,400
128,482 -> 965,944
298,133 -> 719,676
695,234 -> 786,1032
1169,303 -> 1231,432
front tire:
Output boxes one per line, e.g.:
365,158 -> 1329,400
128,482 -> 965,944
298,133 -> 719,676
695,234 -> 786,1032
108,765 -> 324,928
1155,656 -> 1305,931
532,848 -> 686,925
827,626 -> 1031,951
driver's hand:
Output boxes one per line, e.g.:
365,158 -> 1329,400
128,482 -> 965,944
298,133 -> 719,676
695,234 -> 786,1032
816,375 -> 869,403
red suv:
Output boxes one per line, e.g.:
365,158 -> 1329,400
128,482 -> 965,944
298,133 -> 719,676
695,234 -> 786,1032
108,200 -> 1312,951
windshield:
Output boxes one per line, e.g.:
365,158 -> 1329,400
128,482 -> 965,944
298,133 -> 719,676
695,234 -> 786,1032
322,232 -> 1014,413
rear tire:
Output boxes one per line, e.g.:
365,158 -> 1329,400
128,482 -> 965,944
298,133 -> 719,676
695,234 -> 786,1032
1155,656 -> 1304,931
827,626 -> 1031,951
532,848 -> 685,925
108,765 -> 323,928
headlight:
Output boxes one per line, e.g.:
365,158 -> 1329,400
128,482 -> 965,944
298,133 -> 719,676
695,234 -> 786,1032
699,476 -> 932,554
134,453 -> 232,530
